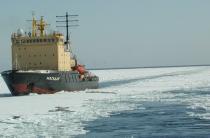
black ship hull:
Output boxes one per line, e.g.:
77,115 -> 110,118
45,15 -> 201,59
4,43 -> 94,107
1,70 -> 99,96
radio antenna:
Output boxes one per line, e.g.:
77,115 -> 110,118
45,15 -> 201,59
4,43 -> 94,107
56,12 -> 79,44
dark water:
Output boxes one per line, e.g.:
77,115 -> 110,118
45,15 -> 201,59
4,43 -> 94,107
77,100 -> 210,138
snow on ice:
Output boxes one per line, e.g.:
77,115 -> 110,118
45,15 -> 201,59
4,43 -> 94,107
0,66 -> 210,137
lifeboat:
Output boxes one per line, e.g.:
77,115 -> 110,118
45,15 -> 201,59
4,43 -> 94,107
75,65 -> 86,74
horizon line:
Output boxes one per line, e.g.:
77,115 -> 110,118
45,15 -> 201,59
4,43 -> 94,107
88,64 -> 210,70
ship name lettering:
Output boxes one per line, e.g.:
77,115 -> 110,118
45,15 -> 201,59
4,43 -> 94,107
46,77 -> 60,81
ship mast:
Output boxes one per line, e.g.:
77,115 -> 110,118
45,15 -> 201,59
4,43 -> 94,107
56,12 -> 79,50
27,13 -> 49,37
37,16 -> 49,37
27,12 -> 37,37
32,13 -> 37,37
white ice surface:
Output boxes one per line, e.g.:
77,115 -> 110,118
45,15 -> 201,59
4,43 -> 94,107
0,66 -> 210,137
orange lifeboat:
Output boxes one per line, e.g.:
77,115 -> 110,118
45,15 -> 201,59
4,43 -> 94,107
75,65 -> 86,74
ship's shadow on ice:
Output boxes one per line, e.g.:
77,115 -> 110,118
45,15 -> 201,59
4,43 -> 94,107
99,74 -> 170,88
0,93 -> 12,98
100,77 -> 143,88
99,70 -> 196,88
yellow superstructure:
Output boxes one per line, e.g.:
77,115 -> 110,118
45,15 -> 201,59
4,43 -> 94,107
11,16 -> 76,71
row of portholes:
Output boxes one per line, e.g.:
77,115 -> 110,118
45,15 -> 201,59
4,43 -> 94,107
21,61 -> 67,66
27,62 -> 65,66
15,38 -> 57,44
28,62 -> 42,65
18,54 -> 55,58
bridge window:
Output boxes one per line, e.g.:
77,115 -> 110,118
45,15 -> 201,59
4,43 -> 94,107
59,39 -> 63,42
16,40 -> 20,44
21,40 -> 25,43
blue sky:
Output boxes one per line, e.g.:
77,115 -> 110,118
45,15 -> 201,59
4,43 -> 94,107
1,0 -> 210,70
